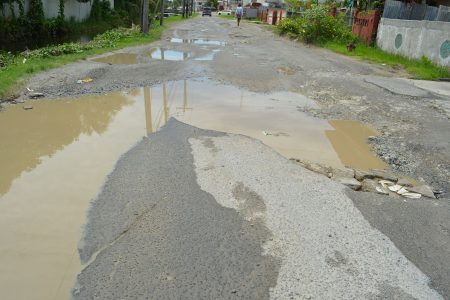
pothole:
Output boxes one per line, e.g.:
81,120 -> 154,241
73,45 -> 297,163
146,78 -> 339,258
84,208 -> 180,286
277,66 -> 296,75
0,78 -> 393,299
149,47 -> 191,61
93,53 -> 138,65
170,37 -> 226,46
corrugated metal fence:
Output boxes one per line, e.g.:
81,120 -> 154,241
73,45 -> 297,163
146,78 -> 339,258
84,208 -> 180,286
382,0 -> 450,21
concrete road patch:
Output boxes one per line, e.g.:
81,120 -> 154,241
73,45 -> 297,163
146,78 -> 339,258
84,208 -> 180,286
189,134 -> 442,299
73,119 -> 280,299
364,76 -> 431,97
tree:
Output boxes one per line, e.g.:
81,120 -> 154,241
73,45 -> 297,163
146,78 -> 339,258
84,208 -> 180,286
141,0 -> 149,32
205,0 -> 218,8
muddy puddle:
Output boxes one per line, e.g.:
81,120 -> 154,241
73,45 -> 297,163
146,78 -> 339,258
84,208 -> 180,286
278,66 -> 296,75
93,53 -> 138,64
0,92 -> 145,300
170,37 -> 226,46
0,78 -> 385,300
149,47 -> 191,61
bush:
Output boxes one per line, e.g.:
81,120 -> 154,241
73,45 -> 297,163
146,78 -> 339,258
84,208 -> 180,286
0,52 -> 16,68
22,27 -> 140,60
278,5 -> 355,44
278,18 -> 301,35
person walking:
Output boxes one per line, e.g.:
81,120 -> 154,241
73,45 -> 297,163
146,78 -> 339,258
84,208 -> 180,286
235,4 -> 243,27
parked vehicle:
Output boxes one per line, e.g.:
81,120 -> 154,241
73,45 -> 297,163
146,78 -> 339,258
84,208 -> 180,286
202,7 -> 212,16
218,10 -> 232,15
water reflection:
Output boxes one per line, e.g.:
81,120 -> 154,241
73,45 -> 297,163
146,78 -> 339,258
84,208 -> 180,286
93,53 -> 138,65
140,79 -> 384,170
195,49 -> 221,61
170,37 -> 226,46
149,48 -> 190,61
0,94 -> 131,196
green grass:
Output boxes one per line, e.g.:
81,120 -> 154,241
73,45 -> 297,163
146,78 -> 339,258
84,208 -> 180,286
323,41 -> 450,80
0,15 -> 187,100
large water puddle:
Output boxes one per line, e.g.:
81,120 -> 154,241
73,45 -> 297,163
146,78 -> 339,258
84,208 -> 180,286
170,37 -> 226,46
195,49 -> 221,61
93,53 -> 138,65
149,48 -> 191,61
0,78 -> 385,300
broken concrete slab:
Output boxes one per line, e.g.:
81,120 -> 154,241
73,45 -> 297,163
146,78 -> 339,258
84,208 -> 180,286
409,185 -> 436,199
355,169 -> 398,182
364,76 -> 430,98
331,167 -> 355,179
335,177 -> 362,191
397,178 -> 414,187
301,161 -> 331,178
361,179 -> 379,193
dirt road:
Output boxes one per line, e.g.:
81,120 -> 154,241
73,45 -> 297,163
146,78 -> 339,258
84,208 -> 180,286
1,15 -> 449,299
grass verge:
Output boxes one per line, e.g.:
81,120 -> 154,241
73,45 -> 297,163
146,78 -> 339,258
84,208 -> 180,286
323,41 -> 450,80
0,15 -> 187,100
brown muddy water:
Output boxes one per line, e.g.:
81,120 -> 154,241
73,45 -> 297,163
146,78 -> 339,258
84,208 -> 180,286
93,53 -> 138,65
0,78 -> 385,300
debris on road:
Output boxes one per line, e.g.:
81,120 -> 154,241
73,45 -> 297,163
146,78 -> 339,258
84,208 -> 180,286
335,177 -> 362,190
409,185 -> 436,199
28,92 -> 44,99
23,105 -> 33,110
291,158 -> 437,199
77,78 -> 93,84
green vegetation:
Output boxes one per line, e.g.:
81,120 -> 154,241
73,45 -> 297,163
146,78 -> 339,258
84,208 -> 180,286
277,4 -> 450,80
205,0 -> 219,9
0,15 -> 184,99
323,41 -> 450,80
0,0 -> 124,52
277,5 -> 353,44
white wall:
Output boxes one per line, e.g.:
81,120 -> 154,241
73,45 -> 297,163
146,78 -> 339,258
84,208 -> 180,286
377,18 -> 450,66
2,0 -> 114,21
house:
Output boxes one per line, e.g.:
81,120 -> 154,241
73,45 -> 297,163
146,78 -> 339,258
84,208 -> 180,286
258,1 -> 286,25
377,0 -> 450,66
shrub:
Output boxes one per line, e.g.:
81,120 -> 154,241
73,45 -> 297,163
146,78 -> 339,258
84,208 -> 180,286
0,52 -> 16,68
278,18 -> 301,35
21,27 -> 140,60
278,5 -> 355,44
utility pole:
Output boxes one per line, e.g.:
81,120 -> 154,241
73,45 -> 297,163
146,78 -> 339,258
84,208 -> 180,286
141,0 -> 149,33
182,0 -> 185,18
160,0 -> 164,25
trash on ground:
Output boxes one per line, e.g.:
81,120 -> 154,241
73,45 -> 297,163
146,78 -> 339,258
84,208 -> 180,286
23,105 -> 33,110
376,186 -> 389,195
291,159 -> 438,200
77,78 -> 93,84
403,192 -> 422,199
29,92 -> 44,99
26,87 -> 34,92
388,185 -> 402,192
